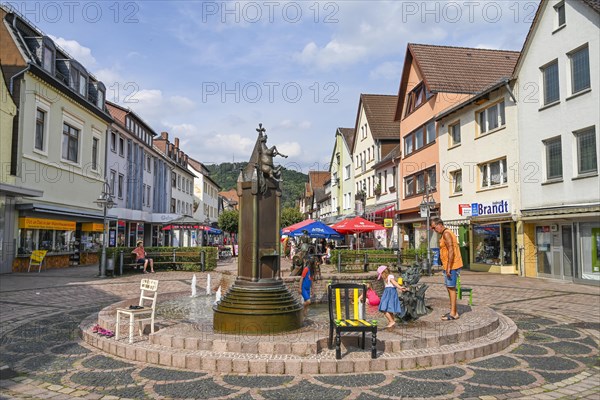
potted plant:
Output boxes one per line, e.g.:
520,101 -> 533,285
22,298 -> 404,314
388,186 -> 396,193
355,190 -> 366,200
374,184 -> 382,196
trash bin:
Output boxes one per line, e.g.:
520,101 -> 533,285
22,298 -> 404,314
106,258 -> 115,276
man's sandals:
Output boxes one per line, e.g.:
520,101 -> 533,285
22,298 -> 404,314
441,313 -> 459,321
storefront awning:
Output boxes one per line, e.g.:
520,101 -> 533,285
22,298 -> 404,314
0,183 -> 43,197
16,203 -> 116,221
520,204 -> 600,220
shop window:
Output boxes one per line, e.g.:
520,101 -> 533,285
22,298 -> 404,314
38,230 -> 53,251
575,127 -> 597,174
472,223 -> 513,266
544,137 -> 563,180
18,229 -> 35,254
62,122 -> 79,163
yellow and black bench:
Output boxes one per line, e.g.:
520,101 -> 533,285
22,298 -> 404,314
327,283 -> 378,359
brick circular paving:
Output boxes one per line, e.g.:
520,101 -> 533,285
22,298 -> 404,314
0,265 -> 598,399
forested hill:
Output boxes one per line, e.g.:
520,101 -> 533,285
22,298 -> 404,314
206,162 -> 308,208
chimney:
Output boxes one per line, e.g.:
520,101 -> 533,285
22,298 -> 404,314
161,131 -> 169,140
174,137 -> 180,149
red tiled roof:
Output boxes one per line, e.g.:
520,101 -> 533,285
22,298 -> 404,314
105,102 -> 127,125
308,171 -> 330,188
409,43 -> 519,94
357,94 -> 400,140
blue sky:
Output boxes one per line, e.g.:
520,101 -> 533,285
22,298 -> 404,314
8,0 -> 536,173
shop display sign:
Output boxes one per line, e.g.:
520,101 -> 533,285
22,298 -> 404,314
384,218 -> 393,228
19,217 -> 76,231
109,230 -> 116,247
82,223 -> 104,232
458,204 -> 472,216
470,200 -> 510,217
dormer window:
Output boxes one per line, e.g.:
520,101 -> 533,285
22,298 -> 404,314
68,60 -> 88,97
95,81 -> 106,109
40,37 -> 56,74
43,45 -> 54,72
404,82 -> 431,117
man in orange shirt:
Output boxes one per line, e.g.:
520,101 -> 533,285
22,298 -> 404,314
430,218 -> 463,320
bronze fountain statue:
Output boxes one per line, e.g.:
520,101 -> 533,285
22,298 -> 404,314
213,124 -> 304,334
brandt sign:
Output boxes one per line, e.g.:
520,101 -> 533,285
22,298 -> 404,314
459,200 -> 510,217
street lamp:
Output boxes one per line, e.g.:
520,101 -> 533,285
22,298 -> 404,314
203,217 -> 211,247
420,184 -> 436,275
94,180 -> 115,278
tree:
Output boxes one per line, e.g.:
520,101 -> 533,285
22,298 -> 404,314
218,210 -> 239,234
281,207 -> 304,229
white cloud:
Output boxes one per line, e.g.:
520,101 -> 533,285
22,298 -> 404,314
298,120 -> 311,130
296,40 -> 367,70
50,35 -> 96,67
276,141 -> 302,158
369,61 -> 403,81
169,96 -> 196,110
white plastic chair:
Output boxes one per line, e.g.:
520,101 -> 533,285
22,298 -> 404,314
115,279 -> 159,343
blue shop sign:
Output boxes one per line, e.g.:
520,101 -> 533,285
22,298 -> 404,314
470,200 -> 510,217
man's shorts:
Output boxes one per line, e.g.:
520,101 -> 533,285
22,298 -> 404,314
445,268 -> 461,288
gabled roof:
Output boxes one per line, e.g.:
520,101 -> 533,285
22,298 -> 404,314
106,101 -> 157,136
188,158 -> 220,188
513,0 -> 600,77
354,94 -> 400,143
395,43 -> 519,120
339,128 -> 355,154
373,144 -> 401,169
308,171 -> 330,188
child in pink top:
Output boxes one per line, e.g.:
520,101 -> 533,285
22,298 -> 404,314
358,282 -> 380,306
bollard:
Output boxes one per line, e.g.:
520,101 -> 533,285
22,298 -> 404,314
201,250 -> 206,272
119,251 -> 124,276
337,252 -> 341,273
363,253 -> 368,272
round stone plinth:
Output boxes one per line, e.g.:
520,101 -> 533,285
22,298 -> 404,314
82,292 -> 518,375
213,283 -> 304,334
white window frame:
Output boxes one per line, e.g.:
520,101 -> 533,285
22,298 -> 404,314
33,97 -> 51,156
118,136 -> 124,157
478,101 -> 506,135
449,121 -> 461,147
110,131 -> 117,152
118,174 -> 124,199
61,115 -> 82,165
42,44 -> 54,73
479,158 -> 508,189
450,169 -> 462,195
109,170 -> 116,196
91,136 -> 99,172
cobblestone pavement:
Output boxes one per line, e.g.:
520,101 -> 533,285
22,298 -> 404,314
0,261 -> 598,400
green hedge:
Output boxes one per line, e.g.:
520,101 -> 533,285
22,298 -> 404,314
329,248 -> 426,273
100,246 -> 218,272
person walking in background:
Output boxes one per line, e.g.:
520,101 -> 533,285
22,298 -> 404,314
430,218 -> 463,321
132,240 -> 154,273
298,262 -> 314,317
377,265 -> 407,329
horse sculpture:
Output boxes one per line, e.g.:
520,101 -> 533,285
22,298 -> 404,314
259,132 -> 287,181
